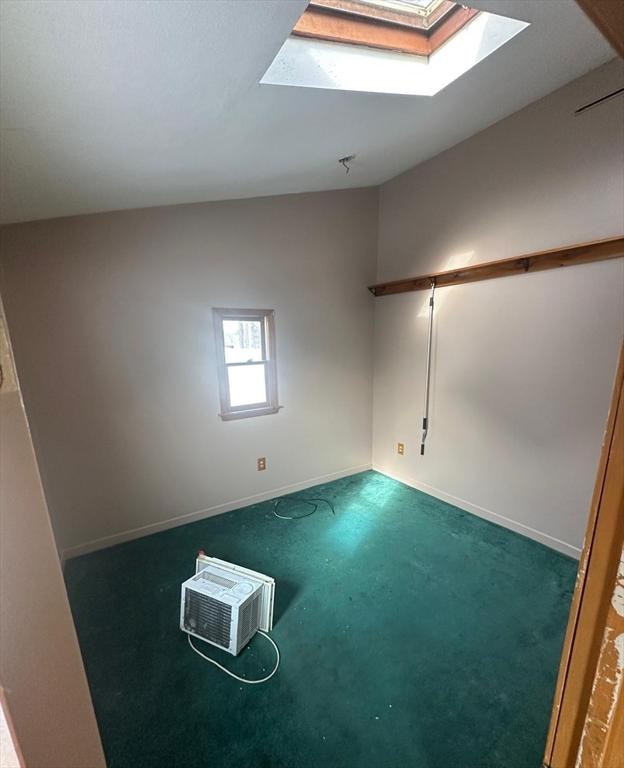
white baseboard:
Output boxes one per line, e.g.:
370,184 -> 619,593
61,464 -> 372,562
373,465 -> 581,560
61,462 -> 581,563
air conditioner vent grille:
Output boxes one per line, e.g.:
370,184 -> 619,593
238,593 -> 260,647
184,590 -> 231,649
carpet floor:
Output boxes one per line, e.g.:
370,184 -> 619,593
64,470 -> 577,768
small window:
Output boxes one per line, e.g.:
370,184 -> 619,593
213,308 -> 279,420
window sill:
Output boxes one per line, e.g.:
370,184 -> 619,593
219,406 -> 281,421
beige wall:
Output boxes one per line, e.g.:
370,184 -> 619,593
0,304 -> 105,767
372,59 -> 624,556
0,188 -> 378,556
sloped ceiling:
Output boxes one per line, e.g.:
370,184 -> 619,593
0,0 -> 615,224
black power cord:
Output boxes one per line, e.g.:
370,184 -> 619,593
273,496 -> 336,520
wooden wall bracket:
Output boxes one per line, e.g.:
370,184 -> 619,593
368,236 -> 624,297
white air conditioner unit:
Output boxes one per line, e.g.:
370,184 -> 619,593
180,558 -> 274,656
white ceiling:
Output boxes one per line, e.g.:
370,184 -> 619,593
0,0 -> 615,224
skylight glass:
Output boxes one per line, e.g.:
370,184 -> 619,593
358,0 -> 440,11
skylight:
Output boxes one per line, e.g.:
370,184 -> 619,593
290,0 -> 468,53
261,1 -> 529,97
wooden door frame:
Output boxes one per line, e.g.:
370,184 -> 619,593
544,341 -> 624,767
576,0 -> 624,58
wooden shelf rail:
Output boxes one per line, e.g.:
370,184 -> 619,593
368,236 -> 624,297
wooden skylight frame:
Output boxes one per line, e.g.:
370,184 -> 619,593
292,0 -> 480,57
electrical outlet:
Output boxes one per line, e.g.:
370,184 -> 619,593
257,457 -> 266,471
397,442 -> 405,456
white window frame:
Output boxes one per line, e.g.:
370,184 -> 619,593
213,308 -> 279,421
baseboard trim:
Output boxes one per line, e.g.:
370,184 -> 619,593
373,465 -> 582,559
61,464 -> 372,562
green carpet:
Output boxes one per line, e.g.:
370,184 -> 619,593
64,471 -> 576,768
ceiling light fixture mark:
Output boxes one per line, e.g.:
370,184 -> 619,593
339,154 -> 357,173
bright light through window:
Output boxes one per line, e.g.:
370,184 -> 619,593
213,308 -> 279,420
228,363 -> 267,406
358,0 -> 440,10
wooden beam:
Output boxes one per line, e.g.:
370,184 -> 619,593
576,0 -> 624,59
368,236 -> 624,297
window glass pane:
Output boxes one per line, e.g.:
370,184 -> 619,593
222,319 -> 263,364
357,0 -> 437,11
227,363 -> 267,407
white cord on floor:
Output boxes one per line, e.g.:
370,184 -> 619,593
187,631 -> 280,684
